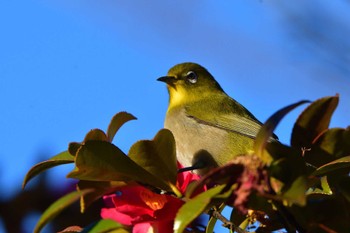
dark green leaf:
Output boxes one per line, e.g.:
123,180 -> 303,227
128,129 -> 178,190
174,185 -> 225,233
22,151 -> 74,189
305,127 -> 350,168
312,156 -> 350,176
107,112 -> 137,142
254,100 -> 309,163
77,180 -> 129,212
67,141 -> 171,191
281,176 -> 307,206
68,142 -> 82,156
34,189 -> 93,233
291,95 -> 339,148
81,219 -> 129,233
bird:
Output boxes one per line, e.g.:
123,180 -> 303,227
158,62 -> 274,175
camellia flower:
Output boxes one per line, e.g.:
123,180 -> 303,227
101,163 -> 205,233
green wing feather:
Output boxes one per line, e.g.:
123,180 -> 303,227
184,96 -> 268,140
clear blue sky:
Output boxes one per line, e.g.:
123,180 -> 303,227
1,1 -> 350,232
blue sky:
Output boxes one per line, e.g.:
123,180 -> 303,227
1,0 -> 350,232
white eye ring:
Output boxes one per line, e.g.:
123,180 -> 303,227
186,71 -> 198,84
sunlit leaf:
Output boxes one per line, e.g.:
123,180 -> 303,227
254,100 -> 309,163
22,151 -> 74,189
107,112 -> 137,142
81,219 -> 129,233
34,189 -> 93,233
174,185 -> 226,233
84,129 -> 108,142
281,176 -> 307,206
128,129 -> 178,191
67,141 -> 171,191
291,95 -> 339,148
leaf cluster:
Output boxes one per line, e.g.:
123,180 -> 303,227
23,96 -> 350,233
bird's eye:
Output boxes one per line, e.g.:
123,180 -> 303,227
186,71 -> 198,84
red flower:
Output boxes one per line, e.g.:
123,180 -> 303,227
101,163 -> 204,233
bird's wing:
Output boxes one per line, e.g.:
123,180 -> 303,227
185,100 -> 264,139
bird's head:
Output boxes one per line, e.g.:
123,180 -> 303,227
158,62 -> 224,108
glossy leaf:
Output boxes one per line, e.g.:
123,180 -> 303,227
107,112 -> 137,142
22,151 -> 74,189
254,100 -> 309,163
81,219 -> 128,233
291,95 -> 339,148
312,156 -> 350,176
34,189 -> 92,233
128,129 -> 178,191
174,185 -> 225,233
67,141 -> 171,191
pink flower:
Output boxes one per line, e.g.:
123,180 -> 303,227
101,163 -> 204,233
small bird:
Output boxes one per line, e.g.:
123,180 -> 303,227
158,62 -> 274,175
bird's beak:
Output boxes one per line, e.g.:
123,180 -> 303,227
157,76 -> 177,89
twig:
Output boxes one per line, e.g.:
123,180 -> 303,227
211,208 -> 247,233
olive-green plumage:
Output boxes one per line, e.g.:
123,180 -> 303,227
158,62 -> 266,174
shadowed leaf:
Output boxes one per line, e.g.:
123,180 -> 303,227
34,189 -> 93,233
68,142 -> 82,156
81,219 -> 128,233
305,127 -> 350,168
312,156 -> 350,176
128,129 -> 178,189
67,141 -> 171,191
291,95 -> 339,148
77,180 -> 129,212
254,100 -> 309,163
107,112 -> 137,142
22,151 -> 74,189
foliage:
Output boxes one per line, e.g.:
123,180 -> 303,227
23,96 -> 350,233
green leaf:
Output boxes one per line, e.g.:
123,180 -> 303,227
22,151 -> 74,189
34,189 -> 92,233
281,176 -> 307,206
107,112 -> 137,142
67,141 -> 171,191
128,129 -> 178,190
267,142 -> 307,193
305,127 -> 350,168
68,142 -> 82,156
174,185 -> 226,233
81,219 -> 129,233
77,180 -> 129,212
291,95 -> 339,148
84,129 -> 108,142
254,100 -> 309,163
312,156 -> 350,176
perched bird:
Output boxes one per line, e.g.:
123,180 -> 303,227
158,62 -> 274,174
